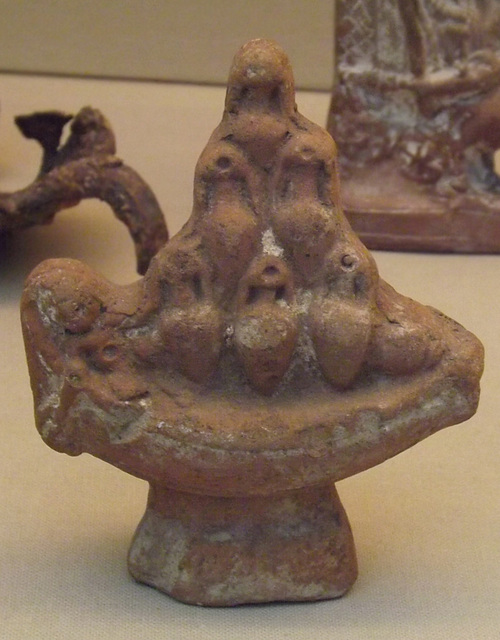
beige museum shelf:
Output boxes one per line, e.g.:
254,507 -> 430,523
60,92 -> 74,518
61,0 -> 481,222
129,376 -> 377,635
1,73 -> 499,639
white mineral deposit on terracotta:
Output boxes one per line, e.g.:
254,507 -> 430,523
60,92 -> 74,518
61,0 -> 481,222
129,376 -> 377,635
329,0 -> 500,251
21,38 -> 483,607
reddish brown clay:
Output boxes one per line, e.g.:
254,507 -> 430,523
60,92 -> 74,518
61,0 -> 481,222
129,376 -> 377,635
22,40 -> 483,606
329,0 -> 500,252
1,108 -> 168,273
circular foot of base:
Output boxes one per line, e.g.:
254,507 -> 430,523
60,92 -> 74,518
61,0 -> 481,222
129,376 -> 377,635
128,483 -> 357,606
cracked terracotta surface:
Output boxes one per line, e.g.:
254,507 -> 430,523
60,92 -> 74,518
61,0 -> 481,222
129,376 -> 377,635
21,39 -> 483,606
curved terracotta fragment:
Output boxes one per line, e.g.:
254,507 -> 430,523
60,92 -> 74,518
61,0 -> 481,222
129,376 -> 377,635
21,40 -> 483,606
1,107 -> 168,274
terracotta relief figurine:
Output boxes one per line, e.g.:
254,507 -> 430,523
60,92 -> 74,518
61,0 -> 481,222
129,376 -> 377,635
329,0 -> 500,251
1,108 -> 168,273
22,40 -> 483,606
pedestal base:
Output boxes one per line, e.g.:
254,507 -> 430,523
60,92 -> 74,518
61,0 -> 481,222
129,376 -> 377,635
128,483 -> 357,606
340,161 -> 500,253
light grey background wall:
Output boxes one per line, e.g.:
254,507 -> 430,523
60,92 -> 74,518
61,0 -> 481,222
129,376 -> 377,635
0,0 -> 334,90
